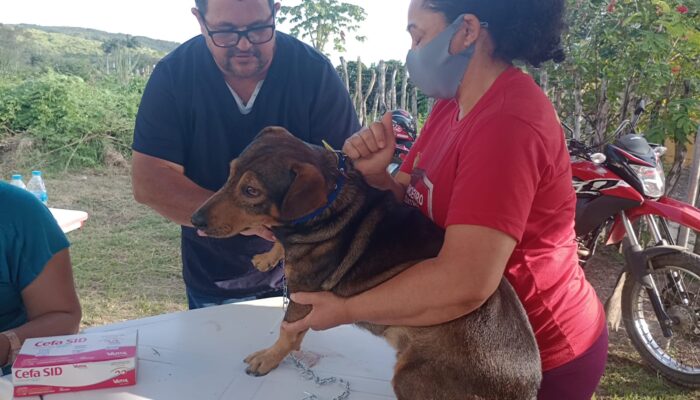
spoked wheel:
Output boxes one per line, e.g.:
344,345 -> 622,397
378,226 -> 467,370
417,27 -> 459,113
622,251 -> 700,388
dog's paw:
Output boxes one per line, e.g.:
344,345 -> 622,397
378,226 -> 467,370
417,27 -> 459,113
244,347 -> 285,376
251,253 -> 280,272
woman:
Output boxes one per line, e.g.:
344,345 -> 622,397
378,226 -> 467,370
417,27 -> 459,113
284,0 -> 607,399
1,182 -> 82,375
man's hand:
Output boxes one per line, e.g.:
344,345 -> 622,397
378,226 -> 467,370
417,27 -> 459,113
282,292 -> 354,333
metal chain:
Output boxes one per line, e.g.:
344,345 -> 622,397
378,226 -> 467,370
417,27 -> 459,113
283,274 -> 350,400
290,353 -> 351,400
282,274 -> 290,314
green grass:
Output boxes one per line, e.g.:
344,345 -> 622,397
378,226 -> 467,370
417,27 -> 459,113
43,169 -> 700,399
598,351 -> 698,399
47,170 -> 186,326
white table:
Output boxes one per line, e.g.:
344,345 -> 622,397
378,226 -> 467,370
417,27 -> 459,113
49,208 -> 88,234
4,299 -> 397,400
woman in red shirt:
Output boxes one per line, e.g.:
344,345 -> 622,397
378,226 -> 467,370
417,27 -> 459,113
285,0 -> 607,398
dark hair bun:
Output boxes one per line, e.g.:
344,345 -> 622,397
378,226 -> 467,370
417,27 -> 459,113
425,0 -> 567,66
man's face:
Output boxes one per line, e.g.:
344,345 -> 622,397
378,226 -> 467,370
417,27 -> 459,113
195,0 -> 279,80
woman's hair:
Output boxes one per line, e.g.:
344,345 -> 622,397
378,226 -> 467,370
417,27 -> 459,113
423,0 -> 566,66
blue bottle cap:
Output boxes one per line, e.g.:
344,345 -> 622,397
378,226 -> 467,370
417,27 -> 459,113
11,174 -> 22,180
32,171 -> 41,176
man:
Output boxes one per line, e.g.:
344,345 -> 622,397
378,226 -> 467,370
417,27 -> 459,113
132,0 -> 360,309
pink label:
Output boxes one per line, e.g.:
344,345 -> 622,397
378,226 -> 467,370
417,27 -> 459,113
14,347 -> 137,368
14,369 -> 136,397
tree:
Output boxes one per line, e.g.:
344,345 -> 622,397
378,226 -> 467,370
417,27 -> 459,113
0,25 -> 24,73
279,0 -> 367,54
101,36 -> 150,81
543,0 -> 700,192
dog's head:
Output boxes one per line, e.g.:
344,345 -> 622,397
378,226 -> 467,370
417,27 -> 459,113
191,127 -> 342,238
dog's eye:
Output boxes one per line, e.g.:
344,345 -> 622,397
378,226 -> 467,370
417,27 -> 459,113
243,186 -> 260,198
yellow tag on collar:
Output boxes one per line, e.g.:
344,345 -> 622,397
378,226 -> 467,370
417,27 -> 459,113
321,140 -> 340,162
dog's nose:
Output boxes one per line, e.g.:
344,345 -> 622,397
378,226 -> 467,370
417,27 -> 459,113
191,210 -> 208,229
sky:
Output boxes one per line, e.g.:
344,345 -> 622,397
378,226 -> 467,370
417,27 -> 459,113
0,0 -> 412,64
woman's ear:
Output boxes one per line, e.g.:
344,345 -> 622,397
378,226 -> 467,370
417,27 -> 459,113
449,14 -> 483,55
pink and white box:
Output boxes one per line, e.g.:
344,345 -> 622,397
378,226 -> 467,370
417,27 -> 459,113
12,330 -> 138,397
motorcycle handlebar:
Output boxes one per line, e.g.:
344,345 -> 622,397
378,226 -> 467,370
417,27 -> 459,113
567,138 -> 606,158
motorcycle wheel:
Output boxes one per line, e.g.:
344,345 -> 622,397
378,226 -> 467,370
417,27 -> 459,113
621,251 -> 700,388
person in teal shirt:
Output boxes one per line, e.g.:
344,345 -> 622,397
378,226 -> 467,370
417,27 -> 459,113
0,182 -> 81,375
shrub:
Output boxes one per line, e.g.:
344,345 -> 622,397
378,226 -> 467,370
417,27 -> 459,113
0,70 -> 145,169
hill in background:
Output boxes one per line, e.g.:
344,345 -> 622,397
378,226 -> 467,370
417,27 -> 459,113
0,23 -> 180,79
16,24 -> 179,54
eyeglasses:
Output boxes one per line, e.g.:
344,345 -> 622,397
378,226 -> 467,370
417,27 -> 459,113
202,15 -> 276,48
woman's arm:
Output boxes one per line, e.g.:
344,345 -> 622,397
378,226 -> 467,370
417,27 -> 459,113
284,224 -> 516,332
0,248 -> 81,366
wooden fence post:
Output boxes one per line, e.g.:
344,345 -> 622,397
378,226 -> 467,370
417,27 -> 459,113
400,67 -> 408,110
678,123 -> 700,248
340,56 -> 350,92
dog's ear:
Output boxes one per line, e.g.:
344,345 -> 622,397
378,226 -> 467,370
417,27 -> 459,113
280,163 -> 328,221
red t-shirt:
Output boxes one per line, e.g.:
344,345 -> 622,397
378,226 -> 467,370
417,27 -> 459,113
400,67 -> 605,371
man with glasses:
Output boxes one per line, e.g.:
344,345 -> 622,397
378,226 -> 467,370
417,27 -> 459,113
131,0 -> 360,309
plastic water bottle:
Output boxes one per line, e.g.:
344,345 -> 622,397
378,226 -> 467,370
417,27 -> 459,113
26,171 -> 48,205
9,174 -> 27,190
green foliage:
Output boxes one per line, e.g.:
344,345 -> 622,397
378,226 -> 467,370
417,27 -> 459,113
0,24 -> 167,82
16,24 -> 178,54
0,23 -> 169,170
0,71 -> 144,169
544,0 -> 700,145
279,0 -> 367,54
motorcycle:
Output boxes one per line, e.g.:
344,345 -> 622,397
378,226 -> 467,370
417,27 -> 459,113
569,101 -> 700,388
388,109 -> 418,176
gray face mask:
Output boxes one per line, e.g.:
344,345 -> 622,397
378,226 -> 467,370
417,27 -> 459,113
406,14 -> 482,99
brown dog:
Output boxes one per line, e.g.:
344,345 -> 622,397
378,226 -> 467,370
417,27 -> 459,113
192,127 -> 541,400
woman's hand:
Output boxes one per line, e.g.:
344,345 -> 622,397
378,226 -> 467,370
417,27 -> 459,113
343,112 -> 396,189
282,292 -> 355,334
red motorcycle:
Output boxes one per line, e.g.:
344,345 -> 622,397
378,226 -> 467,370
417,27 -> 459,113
388,109 -> 417,176
569,102 -> 700,387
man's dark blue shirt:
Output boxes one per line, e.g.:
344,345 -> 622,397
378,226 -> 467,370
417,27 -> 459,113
133,32 -> 360,299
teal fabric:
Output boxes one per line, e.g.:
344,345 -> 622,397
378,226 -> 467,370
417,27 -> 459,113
0,182 -> 69,374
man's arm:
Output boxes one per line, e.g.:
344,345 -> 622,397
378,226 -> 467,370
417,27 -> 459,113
132,151 -> 214,227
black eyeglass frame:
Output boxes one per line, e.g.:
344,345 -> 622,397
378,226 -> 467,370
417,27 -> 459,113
201,14 -> 276,48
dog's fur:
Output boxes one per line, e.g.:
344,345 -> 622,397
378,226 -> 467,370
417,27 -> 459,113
192,127 -> 542,400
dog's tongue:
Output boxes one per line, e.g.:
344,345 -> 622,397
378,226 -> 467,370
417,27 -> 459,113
197,230 -> 208,237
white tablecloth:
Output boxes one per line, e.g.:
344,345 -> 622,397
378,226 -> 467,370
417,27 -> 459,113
4,298 -> 397,400
49,208 -> 88,234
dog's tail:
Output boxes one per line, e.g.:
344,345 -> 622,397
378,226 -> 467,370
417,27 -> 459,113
605,271 -> 626,331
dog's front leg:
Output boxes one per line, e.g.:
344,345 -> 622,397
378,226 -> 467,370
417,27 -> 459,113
251,240 -> 285,272
244,301 -> 310,376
